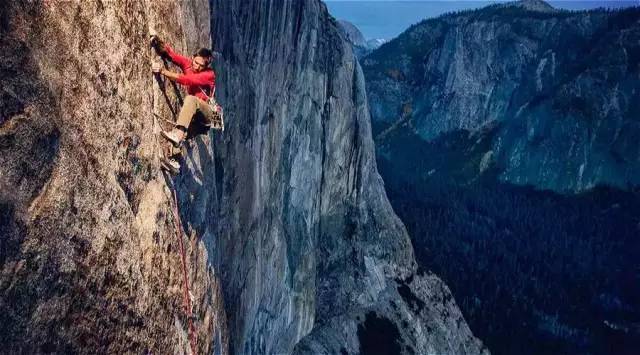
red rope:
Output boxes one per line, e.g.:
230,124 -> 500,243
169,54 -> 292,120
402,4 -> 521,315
169,185 -> 198,355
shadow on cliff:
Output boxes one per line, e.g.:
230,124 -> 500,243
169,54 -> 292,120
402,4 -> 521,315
377,125 -> 640,355
0,1 -> 63,349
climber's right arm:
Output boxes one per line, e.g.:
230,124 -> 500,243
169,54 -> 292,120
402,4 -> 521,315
163,45 -> 191,72
150,36 -> 190,71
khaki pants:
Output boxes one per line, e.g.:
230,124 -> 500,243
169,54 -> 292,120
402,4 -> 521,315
176,95 -> 214,131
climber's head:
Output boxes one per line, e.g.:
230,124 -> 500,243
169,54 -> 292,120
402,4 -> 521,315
192,48 -> 213,72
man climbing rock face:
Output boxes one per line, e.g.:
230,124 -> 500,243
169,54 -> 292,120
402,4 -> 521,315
150,35 -> 217,173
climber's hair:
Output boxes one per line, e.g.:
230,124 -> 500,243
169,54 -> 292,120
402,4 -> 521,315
194,48 -> 213,65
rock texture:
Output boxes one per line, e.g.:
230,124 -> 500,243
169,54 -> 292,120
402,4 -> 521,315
363,0 -> 640,192
208,0 -> 486,354
0,0 -> 227,353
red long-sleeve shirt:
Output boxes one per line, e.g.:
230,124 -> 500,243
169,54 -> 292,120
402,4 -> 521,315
165,45 -> 215,102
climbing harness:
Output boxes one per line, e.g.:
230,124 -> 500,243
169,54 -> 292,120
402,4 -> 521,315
199,86 -> 225,131
165,172 -> 198,355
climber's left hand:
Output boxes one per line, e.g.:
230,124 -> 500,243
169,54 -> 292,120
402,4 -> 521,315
152,62 -> 163,74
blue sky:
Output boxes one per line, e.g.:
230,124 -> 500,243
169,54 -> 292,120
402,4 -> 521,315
325,0 -> 640,39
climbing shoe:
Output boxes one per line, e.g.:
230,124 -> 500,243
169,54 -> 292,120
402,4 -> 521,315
161,157 -> 181,175
161,129 -> 183,147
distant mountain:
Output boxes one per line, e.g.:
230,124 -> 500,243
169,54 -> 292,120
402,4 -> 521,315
366,38 -> 387,48
338,20 -> 385,58
500,0 -> 557,12
338,20 -> 368,47
363,0 -> 640,192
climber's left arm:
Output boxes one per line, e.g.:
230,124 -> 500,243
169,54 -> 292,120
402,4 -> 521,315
173,71 -> 215,87
152,63 -> 214,87
157,68 -> 182,82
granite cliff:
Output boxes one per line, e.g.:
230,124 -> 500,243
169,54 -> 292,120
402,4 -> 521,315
209,0 -> 485,354
1,0 -> 486,354
337,20 -> 383,58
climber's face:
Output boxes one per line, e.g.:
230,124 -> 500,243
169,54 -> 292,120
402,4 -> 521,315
192,56 -> 208,72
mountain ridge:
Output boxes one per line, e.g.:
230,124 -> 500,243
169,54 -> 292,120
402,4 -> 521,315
362,3 -> 640,355
363,4 -> 640,192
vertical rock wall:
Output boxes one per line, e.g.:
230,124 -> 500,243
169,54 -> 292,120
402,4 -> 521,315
0,0 -> 227,353
208,1 -> 486,354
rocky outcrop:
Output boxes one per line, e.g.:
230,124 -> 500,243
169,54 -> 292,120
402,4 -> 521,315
363,1 -> 640,192
498,0 -> 557,12
0,0 -> 227,353
338,20 -> 368,48
208,0 -> 486,354
337,20 -> 385,58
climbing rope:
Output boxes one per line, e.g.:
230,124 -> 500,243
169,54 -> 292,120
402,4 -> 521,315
166,173 -> 198,355
154,52 -> 197,353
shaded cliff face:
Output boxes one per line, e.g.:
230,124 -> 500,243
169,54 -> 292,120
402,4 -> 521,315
209,0 -> 486,354
376,129 -> 640,354
0,0 -> 227,353
363,2 -> 640,192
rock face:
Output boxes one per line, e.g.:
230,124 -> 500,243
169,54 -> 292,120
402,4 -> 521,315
208,0 -> 486,354
337,20 -> 385,58
498,0 -> 557,12
363,1 -> 640,192
1,0 -> 487,354
338,20 -> 368,48
0,0 -> 227,353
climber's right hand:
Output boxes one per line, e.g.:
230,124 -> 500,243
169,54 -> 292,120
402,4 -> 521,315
150,35 -> 167,55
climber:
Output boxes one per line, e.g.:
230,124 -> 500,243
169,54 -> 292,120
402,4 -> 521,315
150,35 -> 221,174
